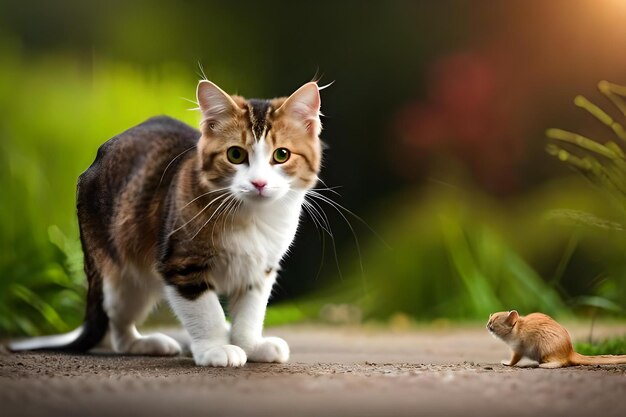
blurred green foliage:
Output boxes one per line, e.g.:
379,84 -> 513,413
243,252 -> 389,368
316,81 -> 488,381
330,179 -> 626,322
576,336 -> 626,355
546,82 -> 626,213
545,81 -> 626,320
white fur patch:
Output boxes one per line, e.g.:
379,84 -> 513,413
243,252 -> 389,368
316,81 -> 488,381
209,189 -> 305,295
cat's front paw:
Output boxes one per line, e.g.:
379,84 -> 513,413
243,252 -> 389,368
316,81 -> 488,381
245,337 -> 290,363
193,344 -> 247,367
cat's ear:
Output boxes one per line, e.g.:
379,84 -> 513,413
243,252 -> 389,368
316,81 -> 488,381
196,80 -> 239,123
277,82 -> 321,135
506,310 -> 519,326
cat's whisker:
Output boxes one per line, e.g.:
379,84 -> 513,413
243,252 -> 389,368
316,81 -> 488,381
170,192 -> 228,237
309,185 -> 343,196
301,200 -> 322,235
300,198 -> 335,272
209,202 -> 225,246
299,199 -> 329,281
211,195 -> 239,245
197,61 -> 208,81
225,199 -> 242,240
180,96 -> 200,106
303,199 -> 332,236
310,186 -> 342,191
281,192 -> 332,236
305,196 -> 334,237
193,198 -> 230,243
313,178 -> 344,196
304,195 -> 343,280
157,145 -> 197,191
276,194 -> 330,280
301,200 -> 324,237
191,193 -> 235,241
307,191 -> 364,274
180,187 -> 230,211
304,198 -> 334,237
310,188 -> 342,198
316,177 -> 332,189
308,190 -> 390,250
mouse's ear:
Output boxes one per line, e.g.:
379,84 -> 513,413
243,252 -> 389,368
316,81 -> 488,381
506,310 -> 519,325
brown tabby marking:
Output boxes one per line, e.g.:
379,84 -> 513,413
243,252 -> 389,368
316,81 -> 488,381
198,96 -> 320,189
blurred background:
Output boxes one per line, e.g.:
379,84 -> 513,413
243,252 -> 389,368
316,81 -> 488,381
2,0 -> 626,337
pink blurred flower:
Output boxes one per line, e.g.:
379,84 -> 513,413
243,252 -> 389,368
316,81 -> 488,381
392,52 -> 521,193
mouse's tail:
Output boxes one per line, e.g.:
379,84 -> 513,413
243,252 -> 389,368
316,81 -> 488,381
569,351 -> 626,366
7,260 -> 109,353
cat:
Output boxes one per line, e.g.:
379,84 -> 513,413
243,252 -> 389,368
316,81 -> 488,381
9,80 -> 323,367
487,310 -> 626,368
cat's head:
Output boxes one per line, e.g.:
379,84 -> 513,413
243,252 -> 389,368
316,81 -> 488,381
486,310 -> 519,338
195,80 -> 323,204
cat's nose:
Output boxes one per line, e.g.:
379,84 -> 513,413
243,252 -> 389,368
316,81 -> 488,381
251,179 -> 267,191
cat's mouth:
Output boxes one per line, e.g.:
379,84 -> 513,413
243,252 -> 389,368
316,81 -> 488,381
238,188 -> 275,202
252,191 -> 270,199
237,185 -> 286,201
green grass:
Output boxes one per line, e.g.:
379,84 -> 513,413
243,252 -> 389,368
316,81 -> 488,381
576,336 -> 626,355
333,178 -> 626,322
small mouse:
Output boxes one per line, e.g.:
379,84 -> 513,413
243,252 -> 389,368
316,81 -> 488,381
487,310 -> 626,368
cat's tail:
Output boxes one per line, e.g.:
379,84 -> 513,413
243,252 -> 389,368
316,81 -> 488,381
569,351 -> 626,366
8,258 -> 109,353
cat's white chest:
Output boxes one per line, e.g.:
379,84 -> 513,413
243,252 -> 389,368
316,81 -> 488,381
211,194 -> 303,294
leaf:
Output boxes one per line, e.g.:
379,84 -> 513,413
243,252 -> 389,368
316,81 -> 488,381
544,209 -> 624,231
572,295 -> 622,313
546,129 -> 623,160
9,283 -> 70,332
440,216 -> 502,316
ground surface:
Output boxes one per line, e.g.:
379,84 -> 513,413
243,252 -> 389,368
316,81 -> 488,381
2,323 -> 626,417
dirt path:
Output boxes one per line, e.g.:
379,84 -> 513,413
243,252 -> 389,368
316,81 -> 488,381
2,324 -> 626,417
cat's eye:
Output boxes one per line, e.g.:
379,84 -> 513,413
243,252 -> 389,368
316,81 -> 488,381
273,148 -> 290,164
227,147 -> 247,164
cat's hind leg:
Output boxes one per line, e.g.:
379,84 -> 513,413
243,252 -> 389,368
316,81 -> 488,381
103,265 -> 181,356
